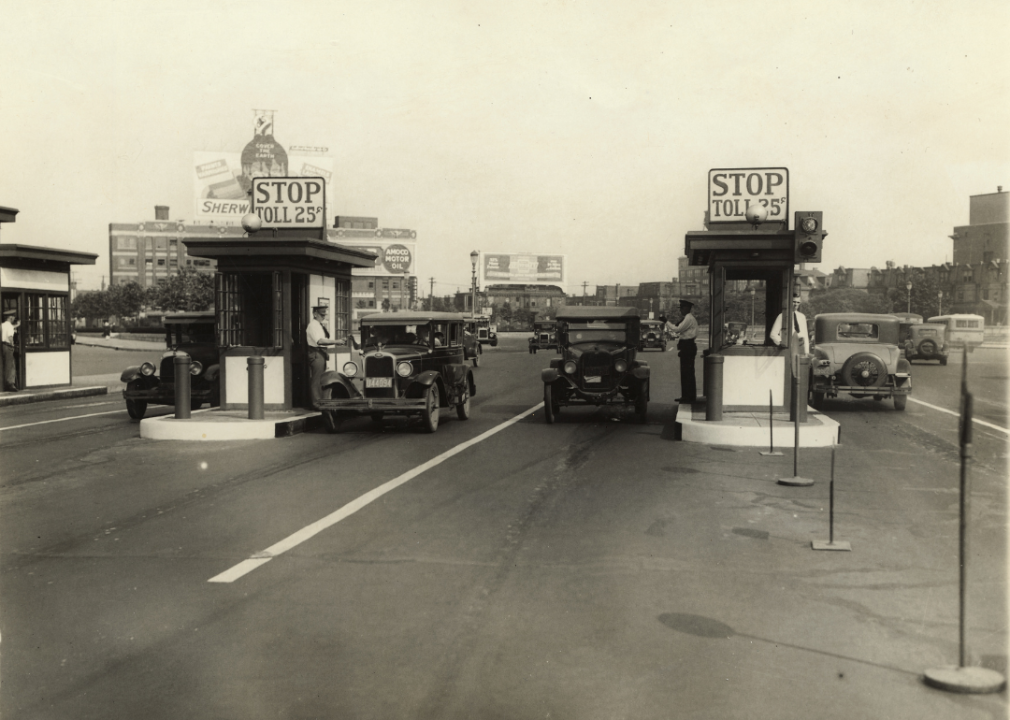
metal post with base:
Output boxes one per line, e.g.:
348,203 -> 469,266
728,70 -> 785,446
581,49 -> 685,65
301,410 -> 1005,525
778,360 -> 814,486
812,449 -> 850,551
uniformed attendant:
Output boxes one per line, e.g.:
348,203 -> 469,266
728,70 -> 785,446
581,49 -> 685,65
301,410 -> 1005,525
306,306 -> 338,407
769,295 -> 809,355
2,309 -> 20,392
665,299 -> 699,403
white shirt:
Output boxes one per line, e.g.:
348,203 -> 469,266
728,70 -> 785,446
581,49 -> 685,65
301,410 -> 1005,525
769,310 -> 809,354
2,319 -> 16,345
666,312 -> 698,340
306,318 -> 330,348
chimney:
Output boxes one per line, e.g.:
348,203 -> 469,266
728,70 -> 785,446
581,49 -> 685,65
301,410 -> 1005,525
155,205 -> 169,220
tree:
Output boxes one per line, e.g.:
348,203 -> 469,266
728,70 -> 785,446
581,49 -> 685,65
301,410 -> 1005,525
885,271 -> 948,319
804,288 -> 892,316
72,290 -> 112,324
147,269 -> 214,312
106,281 -> 147,320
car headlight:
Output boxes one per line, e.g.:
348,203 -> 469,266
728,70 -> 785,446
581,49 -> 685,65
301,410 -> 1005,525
396,361 -> 413,377
140,362 -> 156,376
189,361 -> 203,375
563,361 -> 577,374
342,361 -> 358,377
614,359 -> 628,373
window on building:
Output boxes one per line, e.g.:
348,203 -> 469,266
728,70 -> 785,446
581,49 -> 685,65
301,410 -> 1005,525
169,238 -> 178,250
145,238 -> 154,250
368,281 -> 374,289
157,259 -> 165,267
169,258 -> 178,268
156,238 -> 167,250
145,258 -> 153,268
117,236 -> 137,250
23,293 -> 69,349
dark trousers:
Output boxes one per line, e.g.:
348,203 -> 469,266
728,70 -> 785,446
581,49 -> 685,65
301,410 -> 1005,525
308,347 -> 328,407
677,338 -> 697,401
2,343 -> 17,391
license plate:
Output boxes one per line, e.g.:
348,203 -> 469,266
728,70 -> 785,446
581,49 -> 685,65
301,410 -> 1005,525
584,376 -> 602,384
366,377 -> 393,388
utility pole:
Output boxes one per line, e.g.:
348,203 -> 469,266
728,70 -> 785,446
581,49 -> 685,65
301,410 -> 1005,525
429,277 -> 435,310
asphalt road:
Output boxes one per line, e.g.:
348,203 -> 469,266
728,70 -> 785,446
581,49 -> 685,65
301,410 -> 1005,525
1,337 -> 1006,719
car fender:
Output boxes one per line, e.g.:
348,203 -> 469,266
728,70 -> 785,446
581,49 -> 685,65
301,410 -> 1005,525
405,370 -> 441,399
320,371 -> 360,399
631,365 -> 650,381
203,364 -> 221,382
542,368 -> 560,384
121,366 -> 142,383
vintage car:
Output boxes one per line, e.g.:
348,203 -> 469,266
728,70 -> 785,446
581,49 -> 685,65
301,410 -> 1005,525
316,311 -> 476,433
121,311 -> 220,419
639,319 -> 668,351
465,316 -> 498,347
528,320 -> 558,354
463,327 -> 481,367
541,306 -> 649,423
809,313 -> 911,411
900,321 -> 948,365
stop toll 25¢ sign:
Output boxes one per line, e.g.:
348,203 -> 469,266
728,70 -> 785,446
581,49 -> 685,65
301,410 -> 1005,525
707,167 -> 789,223
251,176 -> 326,228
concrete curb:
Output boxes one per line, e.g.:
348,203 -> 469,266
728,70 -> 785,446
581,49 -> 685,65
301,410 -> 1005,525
139,409 -> 324,441
0,385 -> 109,407
675,403 -> 840,447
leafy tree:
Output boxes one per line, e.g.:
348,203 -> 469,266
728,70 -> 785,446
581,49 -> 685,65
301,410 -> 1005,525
147,269 -> 214,312
804,288 -> 891,317
107,281 -> 147,319
381,298 -> 391,312
885,270 -> 949,319
72,290 -> 112,323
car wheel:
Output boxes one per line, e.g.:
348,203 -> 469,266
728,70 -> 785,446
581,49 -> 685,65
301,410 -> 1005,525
533,347 -> 538,354
635,382 -> 648,423
321,386 -> 344,434
126,399 -> 147,420
421,384 -> 440,433
543,384 -> 555,424
894,394 -> 907,411
473,354 -> 480,368
456,386 -> 471,420
841,352 -> 887,388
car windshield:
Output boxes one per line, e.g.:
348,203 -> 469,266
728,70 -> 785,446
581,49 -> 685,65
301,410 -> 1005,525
174,324 -> 215,345
566,321 -> 629,344
836,323 -> 878,340
362,324 -> 432,347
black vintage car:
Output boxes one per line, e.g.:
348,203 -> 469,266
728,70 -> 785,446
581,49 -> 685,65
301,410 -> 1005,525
121,311 -> 220,419
465,316 -> 498,347
528,320 -> 557,354
638,319 -> 667,351
316,311 -> 476,433
541,306 -> 649,423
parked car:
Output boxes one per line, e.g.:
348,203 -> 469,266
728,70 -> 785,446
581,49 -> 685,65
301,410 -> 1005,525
808,313 -> 911,411
900,321 -> 948,365
639,319 -> 668,351
316,311 -> 476,433
120,311 -> 220,419
541,306 -> 649,423
528,320 -> 558,354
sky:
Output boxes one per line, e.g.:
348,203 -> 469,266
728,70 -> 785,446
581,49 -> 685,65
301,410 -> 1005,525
2,0 -> 1008,295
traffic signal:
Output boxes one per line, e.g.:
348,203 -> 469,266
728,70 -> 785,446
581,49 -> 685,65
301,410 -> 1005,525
794,211 -> 824,263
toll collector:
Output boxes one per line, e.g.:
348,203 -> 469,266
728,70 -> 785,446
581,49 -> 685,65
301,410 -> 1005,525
664,299 -> 698,403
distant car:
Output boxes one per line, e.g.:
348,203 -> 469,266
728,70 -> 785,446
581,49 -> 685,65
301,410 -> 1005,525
528,320 -> 557,354
900,321 -> 948,365
639,319 -> 667,351
316,311 -> 476,433
466,316 -> 498,347
541,306 -> 649,423
809,313 -> 911,411
120,311 -> 220,419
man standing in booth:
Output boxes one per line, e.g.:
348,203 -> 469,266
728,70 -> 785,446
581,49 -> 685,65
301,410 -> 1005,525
306,305 -> 337,407
769,295 -> 809,355
2,308 -> 20,392
664,299 -> 698,403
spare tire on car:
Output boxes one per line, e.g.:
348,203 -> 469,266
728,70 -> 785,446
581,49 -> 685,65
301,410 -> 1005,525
841,352 -> 887,388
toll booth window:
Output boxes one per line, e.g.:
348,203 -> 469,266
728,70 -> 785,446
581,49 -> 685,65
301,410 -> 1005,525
22,293 -> 69,349
836,323 -> 878,339
216,272 -> 282,348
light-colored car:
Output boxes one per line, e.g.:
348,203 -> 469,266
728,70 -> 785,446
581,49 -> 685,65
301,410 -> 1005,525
900,321 -> 948,365
809,313 -> 911,411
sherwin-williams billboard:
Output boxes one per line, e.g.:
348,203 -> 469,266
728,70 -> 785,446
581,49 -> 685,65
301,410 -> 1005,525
481,253 -> 565,285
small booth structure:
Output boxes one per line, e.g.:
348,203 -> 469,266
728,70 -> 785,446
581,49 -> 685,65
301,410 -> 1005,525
1,206 -> 98,390
183,233 -> 376,411
685,214 -> 819,414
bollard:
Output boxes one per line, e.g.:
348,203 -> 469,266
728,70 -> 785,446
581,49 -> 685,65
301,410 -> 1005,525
760,389 -> 782,456
247,356 -> 264,420
174,355 -> 192,419
704,354 -> 723,422
790,356 -> 810,423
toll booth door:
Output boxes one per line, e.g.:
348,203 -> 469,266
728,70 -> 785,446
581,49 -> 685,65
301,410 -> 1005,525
291,273 -> 309,408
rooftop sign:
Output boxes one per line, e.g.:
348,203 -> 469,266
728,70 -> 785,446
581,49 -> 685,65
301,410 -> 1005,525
708,167 -> 789,224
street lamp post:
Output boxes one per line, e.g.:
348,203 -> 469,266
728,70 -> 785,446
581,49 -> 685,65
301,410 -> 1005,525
938,290 -> 943,316
906,281 -> 913,314
470,250 -> 479,316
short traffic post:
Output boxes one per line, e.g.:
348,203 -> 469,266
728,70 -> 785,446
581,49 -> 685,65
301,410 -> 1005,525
247,356 -> 265,420
760,389 -> 782,456
174,355 -> 191,420
925,348 -> 1006,694
812,448 -> 850,551
778,367 -> 814,486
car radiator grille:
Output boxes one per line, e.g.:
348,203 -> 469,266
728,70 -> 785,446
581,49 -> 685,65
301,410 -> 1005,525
364,356 -> 396,398
581,351 -> 614,388
160,357 -> 176,382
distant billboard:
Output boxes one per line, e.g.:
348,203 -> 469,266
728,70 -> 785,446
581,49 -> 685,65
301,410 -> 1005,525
481,253 -> 565,286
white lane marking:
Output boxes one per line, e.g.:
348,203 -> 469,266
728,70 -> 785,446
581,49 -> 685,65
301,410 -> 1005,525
909,397 -> 1008,434
0,407 -> 197,432
209,402 -> 543,583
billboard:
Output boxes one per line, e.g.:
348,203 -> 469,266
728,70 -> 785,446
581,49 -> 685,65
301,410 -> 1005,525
331,234 -> 417,277
481,253 -> 565,286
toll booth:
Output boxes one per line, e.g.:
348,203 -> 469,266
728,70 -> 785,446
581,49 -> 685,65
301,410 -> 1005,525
183,233 -> 376,412
685,212 -> 823,414
1,205 -> 98,390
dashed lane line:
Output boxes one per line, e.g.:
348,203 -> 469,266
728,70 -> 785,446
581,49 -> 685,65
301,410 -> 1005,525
208,402 -> 543,584
908,397 -> 1008,434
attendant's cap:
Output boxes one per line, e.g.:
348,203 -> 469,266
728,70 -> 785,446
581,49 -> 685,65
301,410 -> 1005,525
2,309 -> 15,316
312,306 -> 328,313
678,299 -> 694,308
